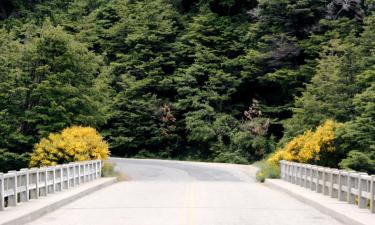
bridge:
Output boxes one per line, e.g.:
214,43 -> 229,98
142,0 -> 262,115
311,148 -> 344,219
1,158 -> 374,225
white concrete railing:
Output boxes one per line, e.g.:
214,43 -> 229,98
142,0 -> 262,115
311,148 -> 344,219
280,160 -> 375,213
0,160 -> 102,211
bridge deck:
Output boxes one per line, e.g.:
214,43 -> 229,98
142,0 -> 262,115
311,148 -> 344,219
24,158 -> 343,225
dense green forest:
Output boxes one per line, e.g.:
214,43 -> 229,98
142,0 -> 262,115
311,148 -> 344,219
0,0 -> 374,172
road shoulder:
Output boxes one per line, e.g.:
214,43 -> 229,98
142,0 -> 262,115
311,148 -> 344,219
265,178 -> 375,225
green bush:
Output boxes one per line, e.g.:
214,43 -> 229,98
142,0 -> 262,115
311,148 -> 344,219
339,150 -> 375,174
101,160 -> 130,181
101,161 -> 117,177
213,151 -> 248,164
256,170 -> 266,182
255,159 -> 280,182
0,150 -> 30,173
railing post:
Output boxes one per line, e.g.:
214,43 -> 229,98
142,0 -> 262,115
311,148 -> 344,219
279,161 -> 283,179
88,161 -> 91,181
370,175 -> 375,213
0,173 -> 4,210
62,165 -> 66,189
78,163 -> 81,185
310,166 -> 316,191
347,172 -> 356,204
56,166 -> 62,192
304,165 -> 309,188
316,167 -> 322,193
323,168 -> 329,195
94,161 -> 98,179
20,169 -> 29,202
294,163 -> 298,184
8,171 -> 17,206
73,163 -> 77,185
289,162 -> 293,182
284,161 -> 288,181
67,164 -> 71,188
331,169 -> 340,199
29,168 -> 39,199
98,160 -> 102,178
330,169 -> 338,198
95,161 -> 98,179
282,161 -> 286,180
358,173 -> 368,209
39,167 -> 48,197
299,164 -> 306,187
89,161 -> 93,181
45,167 -> 54,194
59,165 -> 63,191
297,164 -> 301,185
91,161 -> 94,180
290,163 -> 294,183
338,171 -> 345,201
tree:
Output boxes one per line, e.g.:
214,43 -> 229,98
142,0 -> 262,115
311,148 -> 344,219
282,39 -> 361,140
0,22 -> 109,153
104,0 -> 179,157
327,0 -> 365,21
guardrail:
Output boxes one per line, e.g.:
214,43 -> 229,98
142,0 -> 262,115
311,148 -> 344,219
280,160 -> 375,213
0,160 -> 102,211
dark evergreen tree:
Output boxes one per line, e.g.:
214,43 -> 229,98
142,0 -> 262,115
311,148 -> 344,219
0,22 -> 109,153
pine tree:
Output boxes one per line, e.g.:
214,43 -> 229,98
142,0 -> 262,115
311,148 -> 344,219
0,22 -> 109,153
282,39 -> 361,140
105,0 -> 179,157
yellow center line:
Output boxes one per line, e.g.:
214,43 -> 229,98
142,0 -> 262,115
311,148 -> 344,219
188,181 -> 196,225
183,181 -> 196,225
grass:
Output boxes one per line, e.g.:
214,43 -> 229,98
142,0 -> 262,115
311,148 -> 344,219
101,160 -> 130,181
254,159 -> 280,183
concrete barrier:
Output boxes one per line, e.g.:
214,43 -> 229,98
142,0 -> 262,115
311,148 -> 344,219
0,160 -> 102,211
280,160 -> 375,213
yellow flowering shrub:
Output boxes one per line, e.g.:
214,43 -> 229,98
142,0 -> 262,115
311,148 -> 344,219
268,120 -> 342,165
30,126 -> 110,167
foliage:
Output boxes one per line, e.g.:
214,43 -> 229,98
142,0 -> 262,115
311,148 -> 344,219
0,22 -> 109,153
256,170 -> 266,182
30,126 -> 109,167
268,120 -> 343,167
101,160 -> 117,177
255,159 -> 280,182
0,150 -> 30,173
213,152 -> 248,164
339,150 -> 375,174
0,0 -> 374,172
282,40 -> 361,140
101,160 -> 129,180
103,0 -> 180,158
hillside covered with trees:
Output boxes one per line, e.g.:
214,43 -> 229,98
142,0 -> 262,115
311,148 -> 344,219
0,0 -> 374,173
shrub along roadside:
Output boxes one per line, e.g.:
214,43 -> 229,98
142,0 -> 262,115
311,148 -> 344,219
268,120 -> 343,167
30,126 -> 110,167
101,160 -> 129,181
256,120 -> 342,182
255,159 -> 280,183
0,150 -> 30,173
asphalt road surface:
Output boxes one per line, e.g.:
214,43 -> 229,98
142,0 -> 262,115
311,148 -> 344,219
26,158 -> 343,225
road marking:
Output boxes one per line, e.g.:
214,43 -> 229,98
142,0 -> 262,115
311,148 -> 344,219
188,182 -> 196,225
183,181 -> 196,225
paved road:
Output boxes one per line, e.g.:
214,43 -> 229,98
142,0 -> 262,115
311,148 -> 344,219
27,158 -> 343,225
